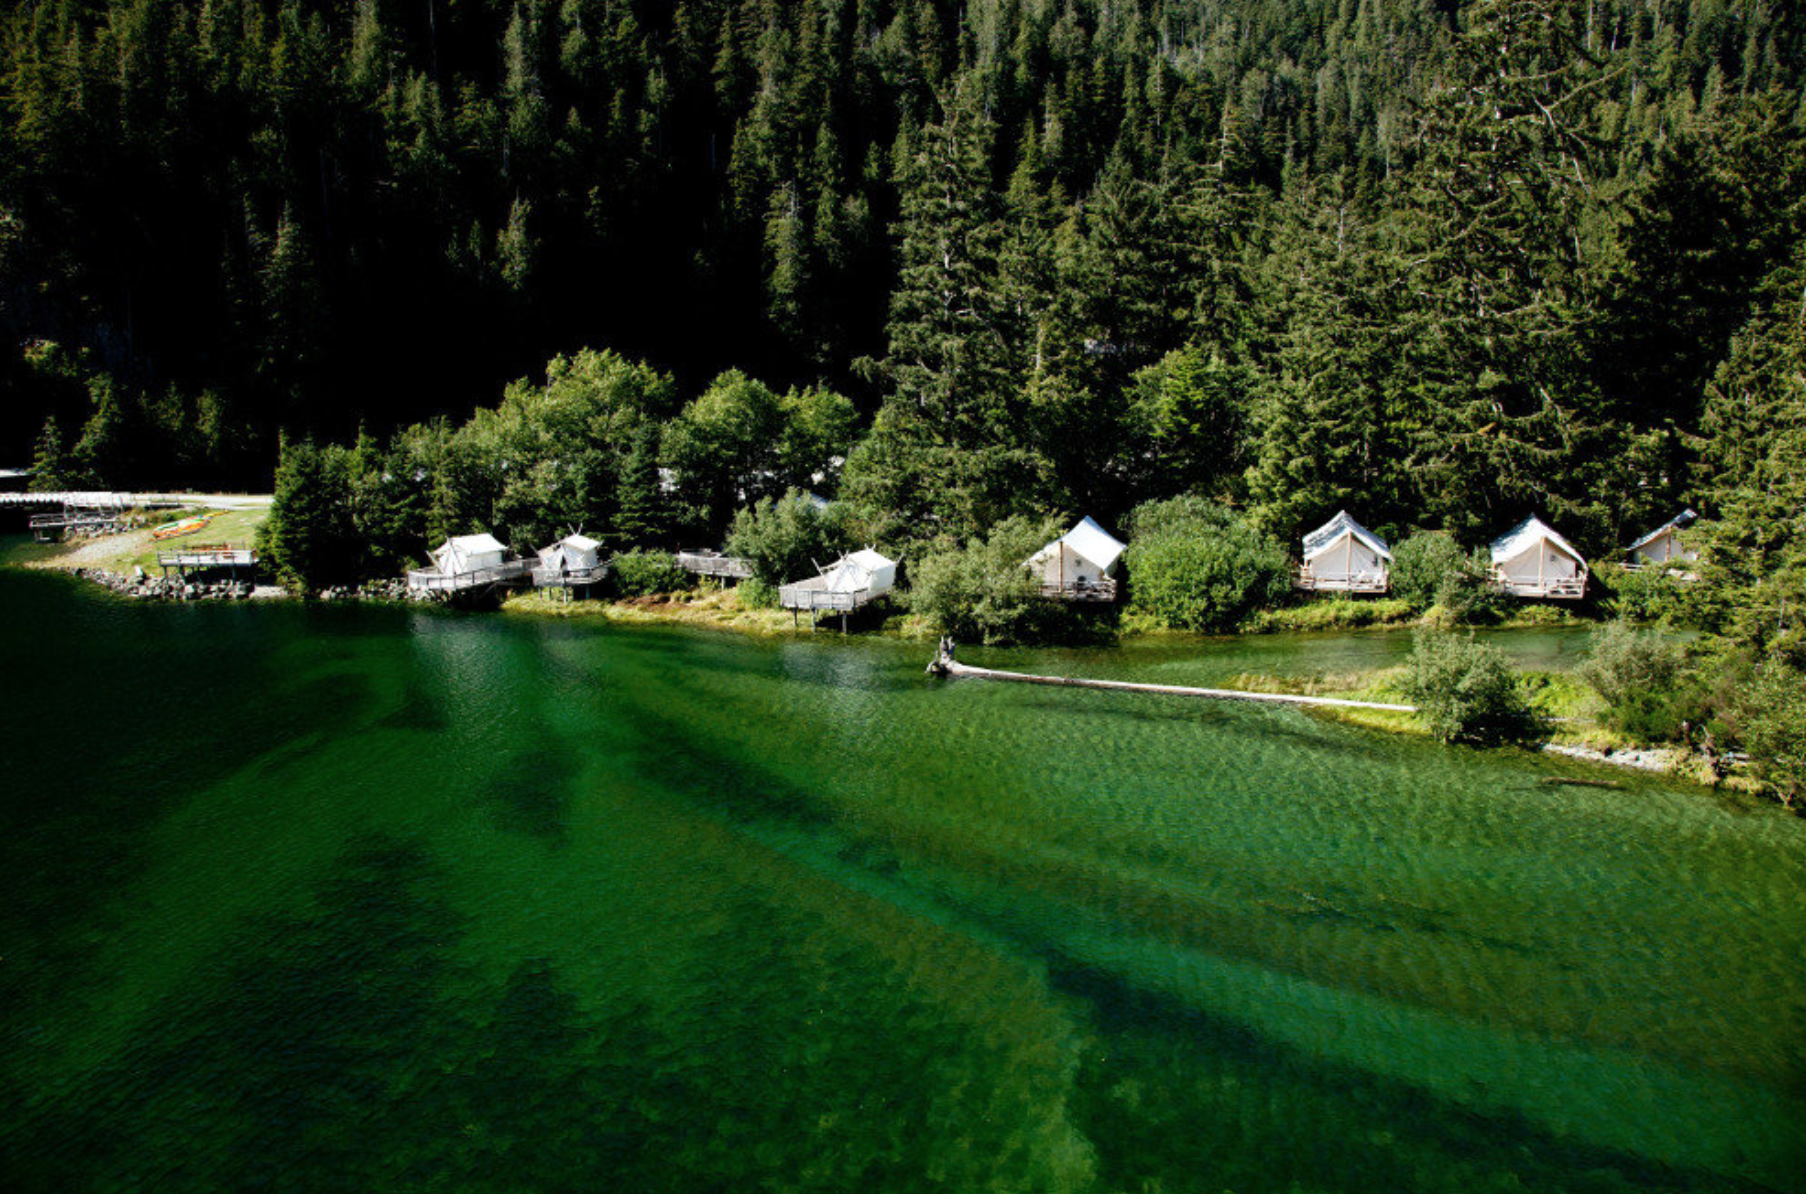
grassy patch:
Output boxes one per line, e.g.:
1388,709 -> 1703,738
1243,597 -> 1416,633
502,585 -> 802,635
13,505 -> 269,576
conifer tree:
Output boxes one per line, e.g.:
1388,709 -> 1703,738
29,415 -> 65,492
614,421 -> 667,549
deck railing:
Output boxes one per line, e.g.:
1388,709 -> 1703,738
1037,578 -> 1118,602
1492,572 -> 1587,600
407,558 -> 534,592
675,551 -> 753,579
158,544 -> 256,567
1295,566 -> 1389,593
531,563 -> 609,587
778,583 -> 868,612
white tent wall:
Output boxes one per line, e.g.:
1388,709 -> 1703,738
1304,533 -> 1385,582
433,534 -> 508,576
458,545 -> 506,573
1498,542 -> 1581,583
1632,530 -> 1695,565
846,549 -> 897,596
1036,543 -> 1105,586
1024,518 -> 1125,599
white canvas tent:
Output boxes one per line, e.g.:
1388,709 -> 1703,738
409,532 -> 528,592
1298,511 -> 1391,593
1024,516 -> 1126,600
1490,516 -> 1588,599
534,533 -> 606,588
1626,510 -> 1699,568
430,533 -> 508,576
779,547 -> 898,621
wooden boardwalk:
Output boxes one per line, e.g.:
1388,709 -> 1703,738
675,551 -> 752,579
928,653 -> 1417,713
407,559 -> 534,593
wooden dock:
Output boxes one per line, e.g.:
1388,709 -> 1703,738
927,651 -> 1417,713
158,544 -> 256,578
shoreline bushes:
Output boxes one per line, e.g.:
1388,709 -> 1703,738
1403,630 -> 1548,747
1123,498 -> 1290,633
610,550 -> 688,598
909,516 -> 1078,645
725,491 -> 853,594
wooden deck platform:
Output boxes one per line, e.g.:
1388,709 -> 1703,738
675,551 -> 753,579
1492,574 -> 1587,600
30,509 -> 128,539
159,544 -> 256,575
531,563 -> 609,588
407,559 -> 534,593
1038,578 -> 1117,602
927,652 -> 1416,712
1295,566 -> 1388,593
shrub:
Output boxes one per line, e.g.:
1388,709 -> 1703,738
1390,532 -> 1464,611
1579,622 -> 1712,743
610,548 -> 688,597
725,490 -> 851,588
910,516 -> 1075,644
1403,630 -> 1548,746
1735,661 -> 1806,807
737,577 -> 778,608
1580,622 -> 1684,709
1434,549 -> 1515,624
1124,497 -> 1291,632
1604,565 -> 1686,622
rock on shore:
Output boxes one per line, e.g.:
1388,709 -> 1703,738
72,569 -> 448,604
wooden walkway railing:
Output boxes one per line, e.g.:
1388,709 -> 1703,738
407,559 -> 534,592
531,563 -> 609,587
158,544 -> 256,569
1038,578 -> 1117,602
675,551 -> 753,579
778,584 -> 867,612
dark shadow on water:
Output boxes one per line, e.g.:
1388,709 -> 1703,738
1047,953 -> 1786,1194
483,742 -> 580,843
377,684 -> 449,732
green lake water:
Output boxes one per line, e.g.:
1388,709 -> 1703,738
1,567 -> 1801,1193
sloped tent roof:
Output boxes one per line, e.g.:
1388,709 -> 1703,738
1301,511 -> 1391,562
822,548 -> 896,592
1627,509 -> 1699,554
537,532 -> 599,556
431,533 -> 508,569
1490,516 -> 1584,566
1027,516 -> 1128,573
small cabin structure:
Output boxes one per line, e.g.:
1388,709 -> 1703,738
1489,516 -> 1587,600
533,533 -> 607,589
1296,511 -> 1391,593
779,547 -> 898,626
1024,516 -> 1125,601
408,532 -> 531,593
1626,509 -> 1699,570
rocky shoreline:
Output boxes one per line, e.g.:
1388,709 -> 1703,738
1542,742 -> 1681,773
72,568 -> 449,605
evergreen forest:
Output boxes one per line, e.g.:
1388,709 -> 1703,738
4,1 -> 1803,642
